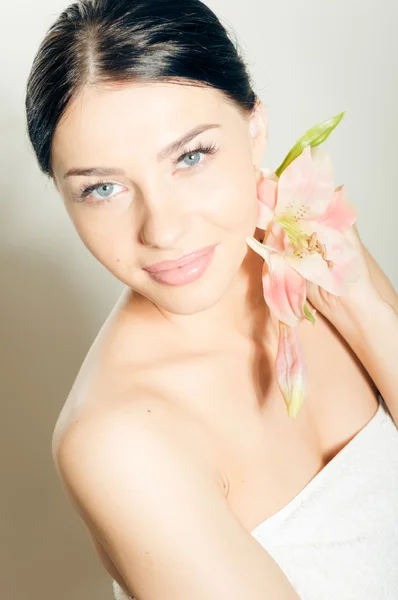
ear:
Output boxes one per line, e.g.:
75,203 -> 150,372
249,99 -> 268,169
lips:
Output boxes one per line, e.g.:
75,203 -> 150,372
143,244 -> 218,273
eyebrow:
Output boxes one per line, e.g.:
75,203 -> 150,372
63,123 -> 221,179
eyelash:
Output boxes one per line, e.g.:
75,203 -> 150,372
76,142 -> 219,204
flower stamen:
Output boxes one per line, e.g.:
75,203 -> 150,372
275,214 -> 333,269
308,232 -> 317,251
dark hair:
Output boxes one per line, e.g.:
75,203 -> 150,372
25,0 -> 258,179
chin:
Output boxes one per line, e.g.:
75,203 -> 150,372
153,293 -> 222,316
144,250 -> 245,317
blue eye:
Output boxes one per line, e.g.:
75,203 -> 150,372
76,181 -> 124,204
180,151 -> 202,168
92,183 -> 118,199
175,142 -> 218,169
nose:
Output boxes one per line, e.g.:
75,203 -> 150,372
139,198 -> 191,249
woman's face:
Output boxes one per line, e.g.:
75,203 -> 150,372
51,82 -> 267,316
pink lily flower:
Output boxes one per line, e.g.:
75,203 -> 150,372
246,145 -> 361,418
276,321 -> 307,420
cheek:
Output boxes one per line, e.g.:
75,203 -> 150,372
200,172 -> 257,232
190,143 -> 258,231
68,211 -> 135,267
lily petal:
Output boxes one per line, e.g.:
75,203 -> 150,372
287,224 -> 361,295
262,253 -> 307,327
246,236 -> 273,265
260,167 -> 278,179
316,185 -> 358,232
315,223 -> 362,290
275,321 -> 307,419
257,200 -> 274,230
266,221 -> 291,254
275,146 -> 335,220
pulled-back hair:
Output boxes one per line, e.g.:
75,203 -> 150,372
25,0 -> 258,178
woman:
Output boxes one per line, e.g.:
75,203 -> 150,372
25,1 -> 398,598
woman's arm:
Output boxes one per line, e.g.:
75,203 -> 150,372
306,225 -> 398,426
357,227 -> 398,313
55,399 -> 301,600
331,292 -> 398,427
343,228 -> 398,424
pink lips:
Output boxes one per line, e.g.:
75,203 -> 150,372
143,244 -> 218,286
143,244 -> 218,273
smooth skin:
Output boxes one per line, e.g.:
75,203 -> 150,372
51,81 -> 397,599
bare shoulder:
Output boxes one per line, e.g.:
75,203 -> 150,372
53,395 -> 227,538
54,397 -> 299,600
54,395 -> 223,488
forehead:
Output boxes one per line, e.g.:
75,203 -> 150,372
52,82 -> 242,176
